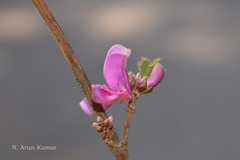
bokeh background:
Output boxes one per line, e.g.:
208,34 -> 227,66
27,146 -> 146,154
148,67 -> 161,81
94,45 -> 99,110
0,0 -> 240,159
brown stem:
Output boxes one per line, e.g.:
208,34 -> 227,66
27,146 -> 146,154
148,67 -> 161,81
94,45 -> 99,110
116,153 -> 128,160
32,0 -> 104,115
32,0 -> 123,158
123,95 -> 137,145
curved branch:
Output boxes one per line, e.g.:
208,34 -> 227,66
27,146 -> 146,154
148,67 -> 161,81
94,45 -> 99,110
32,0 -> 123,158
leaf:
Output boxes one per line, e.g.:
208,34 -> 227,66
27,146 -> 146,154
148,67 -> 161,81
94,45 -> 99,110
138,57 -> 161,77
150,58 -> 161,67
138,57 -> 152,77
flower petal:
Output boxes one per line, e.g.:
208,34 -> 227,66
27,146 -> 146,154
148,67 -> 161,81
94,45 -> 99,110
103,44 -> 131,97
92,84 -> 121,110
79,98 -> 94,116
79,84 -> 128,116
147,63 -> 165,89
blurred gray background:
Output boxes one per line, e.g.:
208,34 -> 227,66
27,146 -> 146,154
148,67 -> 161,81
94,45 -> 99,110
0,0 -> 240,159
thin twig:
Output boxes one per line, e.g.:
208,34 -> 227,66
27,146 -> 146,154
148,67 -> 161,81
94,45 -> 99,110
32,0 -> 123,157
122,75 -> 138,145
123,96 -> 137,145
32,0 -> 105,115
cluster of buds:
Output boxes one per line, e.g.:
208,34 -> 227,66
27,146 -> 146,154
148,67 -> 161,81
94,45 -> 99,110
92,116 -> 114,144
129,57 -> 165,95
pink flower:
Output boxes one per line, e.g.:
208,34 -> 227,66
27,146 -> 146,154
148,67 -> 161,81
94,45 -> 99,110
80,45 -> 132,116
79,44 -> 165,116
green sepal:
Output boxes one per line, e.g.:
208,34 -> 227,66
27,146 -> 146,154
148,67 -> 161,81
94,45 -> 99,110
138,57 -> 152,77
138,57 -> 161,77
150,58 -> 161,67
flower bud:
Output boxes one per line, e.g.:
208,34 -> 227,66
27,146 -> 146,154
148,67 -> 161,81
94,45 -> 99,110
147,63 -> 165,89
79,98 -> 94,116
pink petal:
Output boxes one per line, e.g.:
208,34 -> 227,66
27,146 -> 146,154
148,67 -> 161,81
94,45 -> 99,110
92,84 -> 120,110
103,44 -> 131,98
79,84 -> 124,115
147,63 -> 165,89
79,98 -> 94,116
